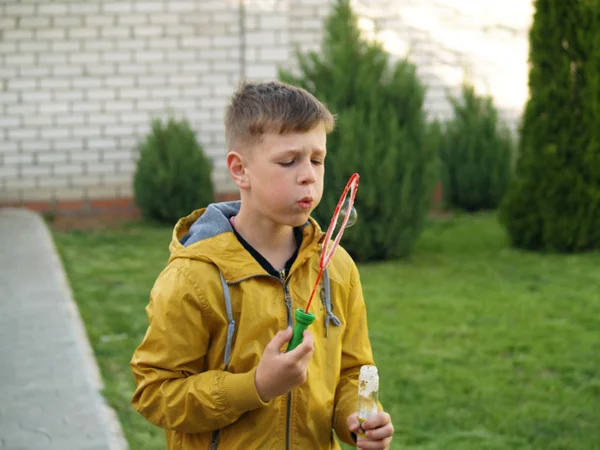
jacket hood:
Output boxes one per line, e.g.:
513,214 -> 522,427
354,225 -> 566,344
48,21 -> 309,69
168,201 -> 325,283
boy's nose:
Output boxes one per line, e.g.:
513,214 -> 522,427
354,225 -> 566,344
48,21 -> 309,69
298,161 -> 316,185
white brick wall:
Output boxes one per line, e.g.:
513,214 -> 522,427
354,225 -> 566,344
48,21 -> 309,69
0,0 -> 533,205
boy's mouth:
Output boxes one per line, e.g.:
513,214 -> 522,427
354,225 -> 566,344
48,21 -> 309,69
298,197 -> 314,209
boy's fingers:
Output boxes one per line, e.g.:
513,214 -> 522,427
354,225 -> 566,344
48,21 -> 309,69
287,330 -> 314,359
362,412 -> 391,430
363,422 -> 394,441
266,328 -> 293,353
346,412 -> 360,432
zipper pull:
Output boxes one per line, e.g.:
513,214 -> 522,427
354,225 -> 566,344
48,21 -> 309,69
279,269 -> 286,282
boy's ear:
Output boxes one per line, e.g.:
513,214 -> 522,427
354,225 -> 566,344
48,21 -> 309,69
226,151 -> 250,189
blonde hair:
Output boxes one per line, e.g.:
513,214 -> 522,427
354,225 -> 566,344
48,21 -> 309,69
225,80 -> 335,151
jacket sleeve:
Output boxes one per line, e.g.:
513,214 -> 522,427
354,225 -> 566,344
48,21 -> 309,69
332,262 -> 382,446
130,266 -> 270,434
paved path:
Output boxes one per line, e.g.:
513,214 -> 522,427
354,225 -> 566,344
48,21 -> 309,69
0,208 -> 128,450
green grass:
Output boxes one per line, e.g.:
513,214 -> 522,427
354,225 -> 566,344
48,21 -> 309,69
53,213 -> 600,450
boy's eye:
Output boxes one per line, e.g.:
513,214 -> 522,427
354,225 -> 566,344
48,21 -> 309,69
311,160 -> 324,165
279,160 -> 294,167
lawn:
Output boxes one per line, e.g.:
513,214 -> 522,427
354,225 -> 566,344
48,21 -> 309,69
53,213 -> 600,450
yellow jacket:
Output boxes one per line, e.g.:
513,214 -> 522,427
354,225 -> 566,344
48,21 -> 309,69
131,202 -> 377,449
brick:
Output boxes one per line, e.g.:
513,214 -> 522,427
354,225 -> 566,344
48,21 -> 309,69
39,54 -> 68,65
104,125 -> 135,136
6,179 -> 38,190
119,160 -> 137,173
182,86 -> 212,97
103,151 -> 132,162
118,15 -> 149,26
181,61 -> 211,73
19,41 -> 50,53
21,91 -> 51,103
56,115 -> 86,126
22,140 -> 52,152
105,77 -> 135,87
71,126 -> 102,138
151,87 -> 179,98
137,99 -> 165,110
135,1 -> 165,12
166,50 -> 195,61
72,102 -> 102,113
0,67 -> 17,77
71,174 -> 102,186
9,79 -> 37,90
84,40 -> 115,51
150,14 -> 180,25
87,138 -> 117,150
72,78 -> 102,88
6,104 -> 36,115
259,47 -> 289,62
22,115 -> 54,127
37,177 -> 70,188
168,99 -> 196,110
36,29 -> 67,40
86,89 -> 116,101
21,166 -> 52,177
213,36 -> 238,47
54,90 -> 84,101
69,3 -> 100,14
69,28 -> 99,39
137,75 -> 166,86
148,38 -> 178,50
53,65 -> 84,76
70,52 -> 101,64
135,51 -> 164,62
86,186 -> 120,199
0,165 -> 19,178
54,164 -> 84,175
85,16 -> 116,27
134,26 -> 163,37
245,64 -> 278,79
41,128 -> 71,139
4,4 -> 36,16
88,114 -> 115,125
54,139 -> 85,152
213,61 -> 239,72
0,141 -> 19,153
38,4 -> 68,15
104,52 -> 133,63
40,78 -> 70,89
39,103 -> 70,114
5,54 -> 35,67
0,41 -> 17,53
4,153 -> 35,165
102,27 -> 131,38
104,101 -> 134,112
103,3 -> 133,13
20,66 -> 50,77
118,64 -> 145,75
37,152 -> 69,164
246,31 -> 277,45
119,88 -> 150,100
181,36 -> 211,48
0,116 -> 20,127
167,1 -> 195,12
164,24 -> 194,36
0,17 -> 17,29
53,16 -> 83,27
2,29 -> 34,40
259,15 -> 288,29
70,151 -> 100,163
168,74 -> 197,85
86,162 -> 117,174
148,63 -> 178,74
20,17 -> 52,28
8,128 -> 39,140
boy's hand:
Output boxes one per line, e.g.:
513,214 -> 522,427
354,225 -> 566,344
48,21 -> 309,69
255,328 -> 314,402
347,411 -> 394,449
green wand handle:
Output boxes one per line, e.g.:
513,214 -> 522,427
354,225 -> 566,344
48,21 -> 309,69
287,308 -> 316,352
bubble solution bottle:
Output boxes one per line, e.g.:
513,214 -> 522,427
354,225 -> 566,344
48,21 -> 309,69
357,365 -> 379,438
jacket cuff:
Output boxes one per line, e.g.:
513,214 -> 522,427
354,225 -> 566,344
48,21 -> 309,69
333,401 -> 357,446
222,367 -> 270,415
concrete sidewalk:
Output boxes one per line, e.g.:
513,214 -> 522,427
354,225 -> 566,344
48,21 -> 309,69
0,208 -> 128,450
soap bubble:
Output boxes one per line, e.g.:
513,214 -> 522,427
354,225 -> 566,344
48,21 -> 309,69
339,198 -> 358,228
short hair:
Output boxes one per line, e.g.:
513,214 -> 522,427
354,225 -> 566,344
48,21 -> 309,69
224,80 -> 335,151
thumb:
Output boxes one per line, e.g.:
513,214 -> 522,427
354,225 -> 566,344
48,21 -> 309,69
266,327 -> 293,353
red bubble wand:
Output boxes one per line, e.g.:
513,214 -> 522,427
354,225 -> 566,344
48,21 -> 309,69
287,173 -> 360,351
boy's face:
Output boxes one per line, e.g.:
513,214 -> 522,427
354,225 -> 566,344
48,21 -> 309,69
241,123 -> 326,227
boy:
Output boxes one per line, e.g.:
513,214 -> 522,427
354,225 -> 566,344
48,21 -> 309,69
130,81 -> 394,449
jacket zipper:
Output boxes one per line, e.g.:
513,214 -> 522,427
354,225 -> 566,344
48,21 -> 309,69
280,269 -> 293,450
